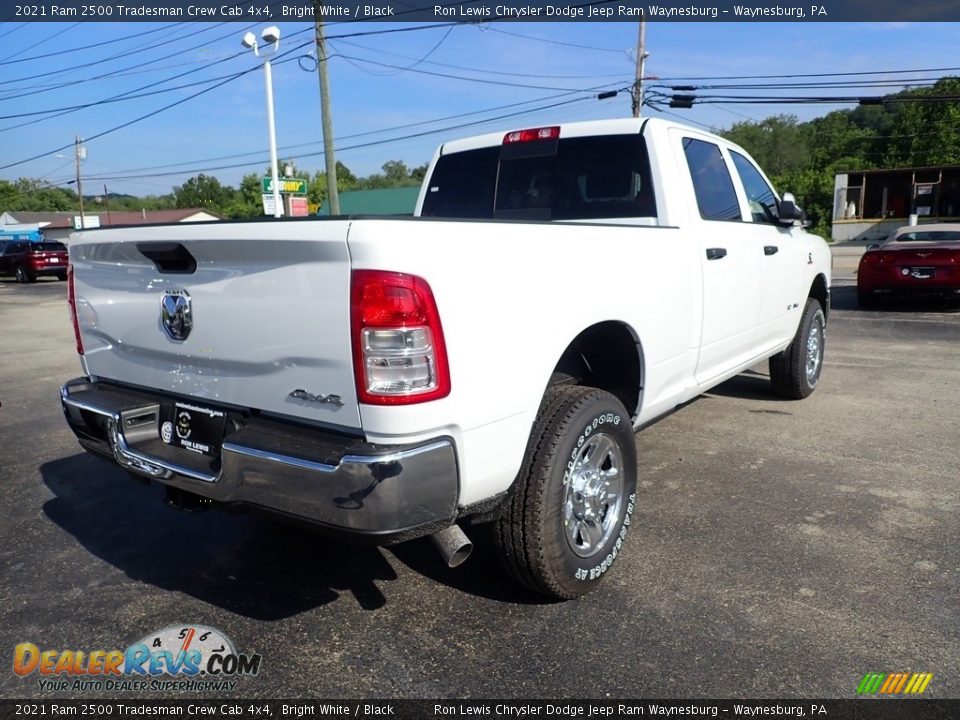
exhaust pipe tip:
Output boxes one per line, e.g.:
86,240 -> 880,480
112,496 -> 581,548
430,524 -> 473,568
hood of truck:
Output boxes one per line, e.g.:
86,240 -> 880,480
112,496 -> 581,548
69,220 -> 361,432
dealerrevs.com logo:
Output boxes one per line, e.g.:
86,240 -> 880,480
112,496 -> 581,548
857,672 -> 934,696
13,625 -> 261,693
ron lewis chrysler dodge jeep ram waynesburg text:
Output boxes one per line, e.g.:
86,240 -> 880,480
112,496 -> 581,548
60,118 -> 831,599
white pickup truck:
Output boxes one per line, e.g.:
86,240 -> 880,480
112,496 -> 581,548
61,117 -> 831,599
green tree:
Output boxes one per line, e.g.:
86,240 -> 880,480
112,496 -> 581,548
882,77 -> 960,167
221,173 -> 264,219
723,115 -> 809,177
172,174 -> 234,213
308,161 -> 359,209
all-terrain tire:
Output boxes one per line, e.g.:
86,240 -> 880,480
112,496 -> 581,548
494,385 -> 637,600
769,298 -> 826,400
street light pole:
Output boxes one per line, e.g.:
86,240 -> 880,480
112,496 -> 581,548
263,53 -> 282,218
243,27 -> 283,219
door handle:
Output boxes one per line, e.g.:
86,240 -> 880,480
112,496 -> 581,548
706,248 -> 727,260
764,245 -> 779,256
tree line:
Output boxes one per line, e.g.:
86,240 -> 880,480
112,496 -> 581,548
722,77 -> 960,237
0,159 -> 428,220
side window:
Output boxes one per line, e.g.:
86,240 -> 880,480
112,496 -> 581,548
682,138 -> 742,222
731,151 -> 779,224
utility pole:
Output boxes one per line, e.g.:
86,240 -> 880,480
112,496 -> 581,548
103,184 -> 112,225
74,136 -> 86,229
314,11 -> 340,215
631,21 -> 648,118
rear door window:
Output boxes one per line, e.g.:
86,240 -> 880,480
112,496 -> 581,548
682,138 -> 742,222
422,134 -> 656,221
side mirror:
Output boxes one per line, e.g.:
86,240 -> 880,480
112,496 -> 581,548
778,192 -> 807,227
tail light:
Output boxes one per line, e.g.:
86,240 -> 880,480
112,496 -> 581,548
862,253 -> 879,265
952,251 -> 960,263
880,252 -> 898,264
351,270 -> 450,405
67,265 -> 84,355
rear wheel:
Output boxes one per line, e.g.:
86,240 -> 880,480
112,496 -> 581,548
57,272 -> 68,281
769,298 -> 825,400
15,265 -> 35,283
494,385 -> 637,599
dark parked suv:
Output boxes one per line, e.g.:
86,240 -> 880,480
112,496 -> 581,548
0,241 -> 69,282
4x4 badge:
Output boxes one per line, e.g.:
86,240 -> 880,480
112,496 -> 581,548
161,290 -> 192,341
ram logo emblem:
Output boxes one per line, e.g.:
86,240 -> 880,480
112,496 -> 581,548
160,290 -> 192,341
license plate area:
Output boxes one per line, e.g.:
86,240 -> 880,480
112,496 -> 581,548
907,266 -> 935,279
161,401 -> 227,457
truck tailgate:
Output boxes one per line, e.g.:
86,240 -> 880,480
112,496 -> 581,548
69,221 -> 361,431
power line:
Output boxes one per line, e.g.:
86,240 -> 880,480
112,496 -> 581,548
0,22 -> 188,67
53,82 -> 627,178
0,22 -> 27,43
336,53 -> 627,92
0,22 -> 231,87
78,91 -> 627,182
483,26 -> 627,54
0,26 -> 317,130
653,66 -> 960,82
0,22 -> 82,63
0,23 -> 477,172
331,37 -> 628,80
0,41 -> 307,172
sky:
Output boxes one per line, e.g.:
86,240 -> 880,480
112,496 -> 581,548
2,19 -> 960,196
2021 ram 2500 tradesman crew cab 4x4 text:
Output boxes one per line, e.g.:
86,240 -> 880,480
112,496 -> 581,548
60,118 -> 831,599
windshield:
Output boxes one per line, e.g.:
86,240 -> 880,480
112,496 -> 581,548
422,134 -> 656,222
895,231 -> 960,243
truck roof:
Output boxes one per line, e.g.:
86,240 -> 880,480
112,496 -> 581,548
438,116 -> 695,155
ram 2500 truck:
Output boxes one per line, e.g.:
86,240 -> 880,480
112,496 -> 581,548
60,118 -> 831,599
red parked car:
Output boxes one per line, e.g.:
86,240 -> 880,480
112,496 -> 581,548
0,240 -> 69,282
857,223 -> 960,307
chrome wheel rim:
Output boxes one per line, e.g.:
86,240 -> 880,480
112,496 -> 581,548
563,431 -> 624,558
805,315 -> 824,385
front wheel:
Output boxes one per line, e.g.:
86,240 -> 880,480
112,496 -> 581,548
494,385 -> 637,599
769,298 -> 826,399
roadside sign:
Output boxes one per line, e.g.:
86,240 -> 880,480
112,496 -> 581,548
261,193 -> 285,216
288,196 -> 309,217
262,177 -> 308,195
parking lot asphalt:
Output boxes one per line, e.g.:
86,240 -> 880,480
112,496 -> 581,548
0,274 -> 957,700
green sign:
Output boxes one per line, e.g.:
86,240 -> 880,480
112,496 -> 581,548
262,177 -> 308,195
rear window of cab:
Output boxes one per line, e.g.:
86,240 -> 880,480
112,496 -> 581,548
421,134 -> 656,222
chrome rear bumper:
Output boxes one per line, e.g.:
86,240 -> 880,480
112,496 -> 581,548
60,378 -> 459,542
